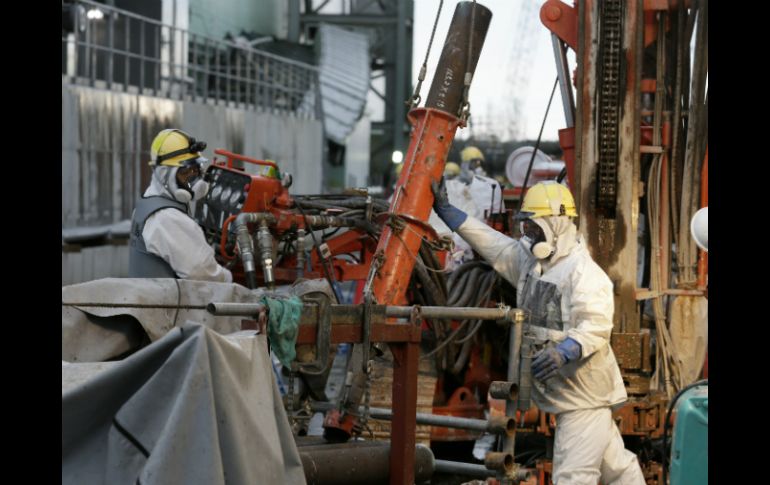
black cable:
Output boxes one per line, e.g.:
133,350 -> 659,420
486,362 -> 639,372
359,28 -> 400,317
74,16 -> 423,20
523,450 -> 546,468
662,379 -> 708,485
452,267 -> 485,307
518,77 -> 559,214
322,226 -> 342,240
295,203 -> 342,303
556,166 -> 568,183
413,255 -> 446,307
295,196 -> 389,211
419,242 -> 448,301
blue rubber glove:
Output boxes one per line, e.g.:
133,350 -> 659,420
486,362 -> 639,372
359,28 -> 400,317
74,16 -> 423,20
531,337 -> 582,382
431,178 -> 468,232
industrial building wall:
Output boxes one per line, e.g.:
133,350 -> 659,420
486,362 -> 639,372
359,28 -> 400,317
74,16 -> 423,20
62,83 -> 323,285
62,245 -> 131,287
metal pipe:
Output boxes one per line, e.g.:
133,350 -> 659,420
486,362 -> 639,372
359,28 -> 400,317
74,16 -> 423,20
296,439 -> 388,452
435,460 -> 534,481
551,33 -> 575,127
435,459 -> 495,479
489,381 -> 518,401
208,302 -> 527,323
299,442 -> 435,484
235,222 -> 257,289
304,215 -> 359,229
139,20 -> 145,94
425,2 -> 492,115
484,452 -> 514,473
405,410 -> 512,436
233,212 -> 276,289
312,403 -> 514,436
123,15 -> 129,91
386,305 -> 523,322
296,229 -> 306,278
517,469 -> 533,481
333,7 -> 494,474
257,220 -> 275,289
107,8 -> 115,90
503,313 -> 524,454
370,5 -> 493,306
207,302 -> 265,316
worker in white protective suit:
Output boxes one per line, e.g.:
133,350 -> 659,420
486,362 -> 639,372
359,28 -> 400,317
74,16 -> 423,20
459,146 -> 504,218
432,179 -> 645,485
428,161 -> 481,268
128,129 -> 232,282
428,147 -> 503,268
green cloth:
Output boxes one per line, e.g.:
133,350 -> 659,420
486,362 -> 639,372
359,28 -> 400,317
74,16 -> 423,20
262,296 -> 303,367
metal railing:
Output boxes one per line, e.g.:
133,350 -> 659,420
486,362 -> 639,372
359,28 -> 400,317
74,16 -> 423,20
62,0 -> 321,119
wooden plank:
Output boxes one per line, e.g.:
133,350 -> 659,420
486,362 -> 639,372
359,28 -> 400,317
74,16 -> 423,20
366,355 -> 436,447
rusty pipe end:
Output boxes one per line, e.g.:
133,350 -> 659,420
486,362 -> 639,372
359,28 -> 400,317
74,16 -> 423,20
489,381 -> 519,401
487,415 -> 516,437
484,452 -> 514,473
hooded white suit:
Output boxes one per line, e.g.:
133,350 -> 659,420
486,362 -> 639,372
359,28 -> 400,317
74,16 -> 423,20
139,166 -> 232,283
456,215 -> 644,485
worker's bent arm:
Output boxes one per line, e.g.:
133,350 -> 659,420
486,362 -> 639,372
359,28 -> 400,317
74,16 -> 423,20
455,216 -> 525,288
566,259 -> 614,358
144,209 -> 233,283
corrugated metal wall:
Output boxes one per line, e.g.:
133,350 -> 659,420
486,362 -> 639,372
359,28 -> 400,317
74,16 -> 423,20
62,85 -> 180,229
62,83 -> 323,285
62,245 -> 131,286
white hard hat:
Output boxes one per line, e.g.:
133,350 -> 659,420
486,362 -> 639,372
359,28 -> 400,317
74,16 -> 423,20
690,207 -> 708,252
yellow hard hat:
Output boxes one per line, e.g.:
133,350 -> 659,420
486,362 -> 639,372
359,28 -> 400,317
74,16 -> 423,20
444,162 -> 461,177
461,146 -> 485,163
149,129 -> 207,167
519,181 -> 577,218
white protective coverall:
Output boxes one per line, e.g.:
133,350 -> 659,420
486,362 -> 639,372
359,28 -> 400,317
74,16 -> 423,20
456,215 -> 645,485
428,178 -> 482,267
468,173 -> 503,217
142,167 -> 232,282
429,176 -> 506,268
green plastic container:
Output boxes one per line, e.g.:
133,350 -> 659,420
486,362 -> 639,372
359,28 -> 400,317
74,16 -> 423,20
670,385 -> 708,485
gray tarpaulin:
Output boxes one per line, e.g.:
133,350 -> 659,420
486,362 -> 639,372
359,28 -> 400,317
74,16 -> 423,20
62,323 -> 307,485
62,277 -> 335,362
